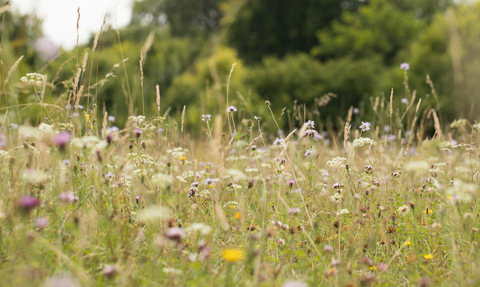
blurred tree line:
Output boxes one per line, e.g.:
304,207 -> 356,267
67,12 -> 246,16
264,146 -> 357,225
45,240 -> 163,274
3,0 -> 480,132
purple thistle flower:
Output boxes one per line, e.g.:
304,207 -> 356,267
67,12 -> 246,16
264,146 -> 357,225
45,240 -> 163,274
133,128 -> 143,138
288,180 -> 295,188
54,132 -> 71,148
18,196 -> 40,212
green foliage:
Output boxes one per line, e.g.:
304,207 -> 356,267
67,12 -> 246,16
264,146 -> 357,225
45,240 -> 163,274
131,0 -> 223,37
226,0 -> 344,63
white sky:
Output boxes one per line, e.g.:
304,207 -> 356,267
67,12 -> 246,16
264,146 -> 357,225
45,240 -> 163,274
12,0 -> 133,49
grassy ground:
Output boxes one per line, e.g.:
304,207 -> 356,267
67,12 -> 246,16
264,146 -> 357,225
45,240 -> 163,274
1,66 -> 480,287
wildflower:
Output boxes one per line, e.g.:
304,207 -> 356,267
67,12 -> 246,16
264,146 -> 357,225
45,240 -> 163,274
423,208 -> 433,214
59,191 -> 77,203
327,157 -> 347,168
336,209 -> 350,216
353,137 -> 373,147
305,120 -> 315,129
304,129 -> 318,137
180,156 -> 186,162
222,249 -> 245,262
383,125 -> 391,132
359,122 -> 371,131
165,227 -> 186,242
304,148 -> 314,157
184,223 -> 212,235
226,106 -> 237,112
423,254 -> 433,260
379,263 -> 388,272
204,178 -> 215,186
133,128 -> 143,138
324,245 -> 334,252
108,116 -> 115,122
103,265 -> 117,278
35,217 -> 49,228
400,62 -> 410,70
288,179 -> 295,188
202,114 -> 211,122
398,205 -> 410,216
353,108 -> 360,114
401,98 -> 409,105
330,193 -> 342,203
254,116 -> 262,121
331,258 -> 342,266
9,123 -> 18,129
53,132 -> 71,150
18,196 -> 40,212
273,138 -> 283,147
405,241 -> 412,246
235,213 -> 242,219
288,207 -> 301,215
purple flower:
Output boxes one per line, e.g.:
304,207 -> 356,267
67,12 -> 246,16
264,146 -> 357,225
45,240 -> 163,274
202,114 -> 211,122
158,128 -> 164,134
400,62 -> 410,70
103,265 -> 117,278
288,207 -> 301,215
63,160 -> 71,166
324,245 -> 334,252
288,180 -> 295,188
106,126 -> 119,133
108,116 -> 115,122
383,125 -> 391,132
166,227 -> 186,241
54,132 -> 71,148
133,128 -> 143,138
226,106 -> 237,112
379,263 -> 388,272
59,191 -> 76,203
35,217 -> 49,228
305,149 -> 314,157
18,196 -> 40,212
204,178 -> 215,186
353,108 -> 360,114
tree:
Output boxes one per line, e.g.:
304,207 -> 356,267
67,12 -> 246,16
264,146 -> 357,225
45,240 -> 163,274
226,0 -> 345,63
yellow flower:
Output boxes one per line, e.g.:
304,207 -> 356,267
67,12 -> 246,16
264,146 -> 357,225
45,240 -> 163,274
209,184 -> 215,189
423,254 -> 433,260
235,213 -> 242,219
405,241 -> 412,246
230,205 -> 236,209
85,114 -> 90,122
447,196 -> 452,199
423,209 -> 433,214
222,249 -> 245,262
180,156 -> 186,161
369,266 -> 377,271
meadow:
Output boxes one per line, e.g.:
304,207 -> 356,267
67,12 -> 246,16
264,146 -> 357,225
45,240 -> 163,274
1,57 -> 480,287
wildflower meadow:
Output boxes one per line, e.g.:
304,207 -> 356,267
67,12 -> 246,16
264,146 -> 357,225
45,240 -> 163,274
1,55 -> 480,287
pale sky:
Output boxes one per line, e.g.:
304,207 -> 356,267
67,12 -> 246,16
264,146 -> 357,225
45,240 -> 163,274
12,0 -> 133,49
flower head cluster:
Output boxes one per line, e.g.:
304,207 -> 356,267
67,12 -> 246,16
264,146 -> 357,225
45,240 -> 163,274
330,193 -> 342,203
305,148 -> 314,157
336,209 -> 350,216
20,73 -> 46,85
353,137 -> 373,147
450,119 -> 467,129
327,157 -> 347,168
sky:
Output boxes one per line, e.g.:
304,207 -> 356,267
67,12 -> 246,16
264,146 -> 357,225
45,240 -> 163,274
12,0 -> 133,49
